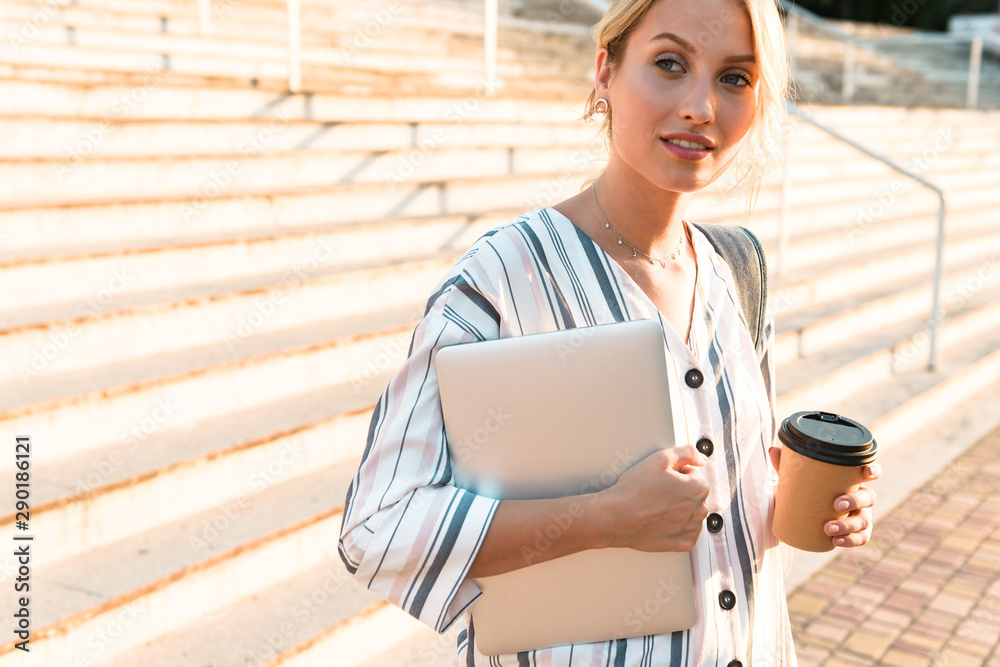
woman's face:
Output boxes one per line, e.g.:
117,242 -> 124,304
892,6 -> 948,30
597,0 -> 759,193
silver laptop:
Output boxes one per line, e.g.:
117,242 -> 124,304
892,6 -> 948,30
435,319 -> 697,656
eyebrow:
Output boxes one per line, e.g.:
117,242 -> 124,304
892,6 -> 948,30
649,32 -> 756,64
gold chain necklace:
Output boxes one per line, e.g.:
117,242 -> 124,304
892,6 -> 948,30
591,184 -> 684,268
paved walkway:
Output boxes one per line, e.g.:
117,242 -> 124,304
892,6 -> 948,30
788,424 -> 1000,666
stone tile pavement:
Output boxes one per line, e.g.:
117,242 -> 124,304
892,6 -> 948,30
787,424 -> 1000,666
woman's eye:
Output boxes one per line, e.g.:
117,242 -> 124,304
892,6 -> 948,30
722,72 -> 752,87
655,58 -> 684,73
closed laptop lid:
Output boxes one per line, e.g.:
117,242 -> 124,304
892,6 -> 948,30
435,319 -> 696,655
436,319 -> 677,499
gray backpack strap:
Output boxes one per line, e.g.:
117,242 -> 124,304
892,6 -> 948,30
690,223 -> 768,353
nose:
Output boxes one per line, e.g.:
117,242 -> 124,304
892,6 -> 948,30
678,74 -> 715,125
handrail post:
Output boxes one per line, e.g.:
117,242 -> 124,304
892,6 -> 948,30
787,11 -> 799,82
928,196 -> 946,372
778,120 -> 793,278
484,0 -> 499,94
786,102 -> 948,373
287,0 -> 301,93
842,39 -> 855,101
199,0 -> 211,36
967,36 -> 983,109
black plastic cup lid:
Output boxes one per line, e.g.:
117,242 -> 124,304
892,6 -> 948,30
778,411 -> 877,467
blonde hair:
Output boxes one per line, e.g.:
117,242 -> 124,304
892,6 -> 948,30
581,0 -> 791,215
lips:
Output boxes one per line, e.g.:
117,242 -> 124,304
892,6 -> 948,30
660,136 -> 713,162
661,132 -> 716,150
665,138 -> 710,150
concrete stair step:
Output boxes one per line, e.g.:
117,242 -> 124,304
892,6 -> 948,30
7,74 -> 993,130
744,182 -> 998,247
766,163 -> 997,206
789,116 -> 1000,141
1,250 -> 456,384
0,371 -> 385,569
0,0 -> 594,44
0,303 -> 421,467
803,105 -> 1000,131
10,17 -> 594,77
6,116 -> 997,173
0,459 -> 357,665
769,225 -> 1000,314
5,206 -> 995,386
3,194 -> 991,379
773,252 -> 1000,366
103,567 -> 424,667
0,209 -> 509,328
0,78 -> 589,123
0,61 -> 592,100
783,146 -> 1000,179
12,145 -> 997,207
0,172 -> 769,251
825,326 -> 1000,458
1,142 -> 607,202
106,575 -> 428,666
0,15 -> 596,96
0,176 -> 994,320
0,62 -> 278,90
0,0 -> 595,68
254,603 -> 435,667
791,122 -> 1000,148
12,0 -> 595,40
0,41 -> 585,90
0,115 -> 601,159
6,132 -> 998,203
356,625 -> 461,667
2,155 -> 993,253
778,282 -> 1000,414
774,237 -> 992,336
4,3 -> 591,59
2,109 -> 993,163
766,202 -> 999,274
0,209 -> 505,309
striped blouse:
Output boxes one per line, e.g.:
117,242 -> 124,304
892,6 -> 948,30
339,205 -> 798,666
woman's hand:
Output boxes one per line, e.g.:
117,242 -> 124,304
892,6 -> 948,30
595,445 -> 710,552
769,447 -> 881,548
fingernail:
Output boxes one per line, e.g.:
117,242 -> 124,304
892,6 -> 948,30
825,524 -> 838,536
836,500 -> 850,512
836,537 -> 848,546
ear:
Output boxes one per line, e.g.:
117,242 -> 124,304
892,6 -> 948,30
595,47 -> 612,100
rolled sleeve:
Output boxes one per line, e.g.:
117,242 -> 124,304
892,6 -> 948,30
758,307 -> 779,480
339,277 -> 502,632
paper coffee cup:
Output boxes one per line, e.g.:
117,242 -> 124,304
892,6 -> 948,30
772,411 -> 877,552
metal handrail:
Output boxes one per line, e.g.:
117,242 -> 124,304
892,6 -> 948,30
197,0 -> 301,92
198,0 -> 210,36
481,0 -> 612,85
780,1 -> 984,108
287,0 -> 301,93
484,0 -> 498,90
782,102 -> 947,372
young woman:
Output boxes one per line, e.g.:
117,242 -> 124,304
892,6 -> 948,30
339,0 -> 880,663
